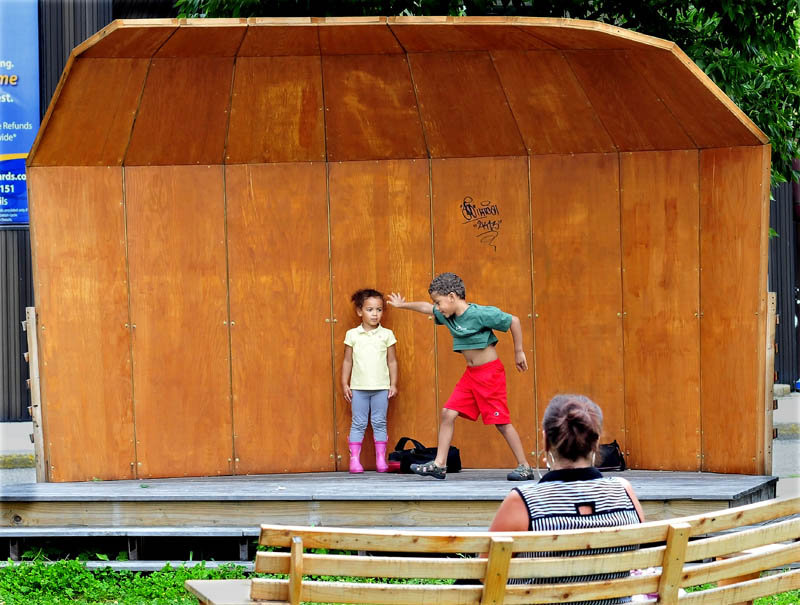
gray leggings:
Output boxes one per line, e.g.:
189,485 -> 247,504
349,389 -> 389,443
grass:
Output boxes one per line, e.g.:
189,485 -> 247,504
0,559 -> 249,604
0,559 -> 797,604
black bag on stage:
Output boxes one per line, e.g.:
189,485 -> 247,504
596,440 -> 626,471
387,437 -> 462,474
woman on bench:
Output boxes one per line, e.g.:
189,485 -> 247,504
489,394 -> 645,600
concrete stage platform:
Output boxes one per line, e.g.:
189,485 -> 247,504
0,469 -> 778,529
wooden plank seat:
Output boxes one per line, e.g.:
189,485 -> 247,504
185,495 -> 800,604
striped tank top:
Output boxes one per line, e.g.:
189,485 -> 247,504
509,467 -> 641,605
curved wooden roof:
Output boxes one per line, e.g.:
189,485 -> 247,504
28,16 -> 767,167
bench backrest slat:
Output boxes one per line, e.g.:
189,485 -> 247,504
679,568 -> 800,604
258,524 -> 667,553
255,546 -> 667,579
250,578 -> 485,604
686,516 -> 800,561
502,574 -> 658,603
684,541 -> 800,588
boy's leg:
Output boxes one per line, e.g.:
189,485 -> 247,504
434,408 -> 460,467
495,423 -> 529,467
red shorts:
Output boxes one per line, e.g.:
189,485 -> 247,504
445,358 -> 510,425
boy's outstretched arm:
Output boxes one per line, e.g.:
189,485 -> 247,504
509,315 -> 528,372
387,293 -> 434,315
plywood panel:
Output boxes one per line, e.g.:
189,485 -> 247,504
319,25 -> 403,54
565,50 -> 695,151
491,51 -> 615,155
225,163 -> 334,474
390,24 -> 554,51
620,151 -> 700,470
530,154 -> 624,455
431,156 -> 536,469
322,55 -> 427,162
80,25 -> 176,58
409,53 -> 526,158
31,58 -> 148,166
627,50 -> 763,149
514,22 -> 665,51
155,25 -> 246,57
238,25 -> 319,56
226,56 -> 324,164
125,58 -> 233,166
125,166 -> 231,478
699,147 -> 769,474
329,160 -> 437,470
28,166 -> 134,482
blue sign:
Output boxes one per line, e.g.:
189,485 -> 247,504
0,0 -> 39,225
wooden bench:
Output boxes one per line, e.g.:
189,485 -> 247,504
186,495 -> 800,604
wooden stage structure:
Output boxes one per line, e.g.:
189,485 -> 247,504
1,470 -> 777,529
26,17 -> 773,483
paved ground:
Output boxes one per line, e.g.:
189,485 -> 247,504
2,394 -> 798,495
773,391 -> 800,498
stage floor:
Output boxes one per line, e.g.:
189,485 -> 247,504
0,469 -> 778,528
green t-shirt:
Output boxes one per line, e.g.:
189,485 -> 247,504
433,303 -> 512,351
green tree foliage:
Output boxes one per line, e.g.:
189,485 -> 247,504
175,0 -> 800,183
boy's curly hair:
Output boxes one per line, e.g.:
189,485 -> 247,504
428,273 -> 465,299
351,289 -> 384,308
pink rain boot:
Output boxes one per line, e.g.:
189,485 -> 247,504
374,441 -> 389,473
348,442 -> 364,474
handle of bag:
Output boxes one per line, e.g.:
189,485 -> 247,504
394,437 -> 427,452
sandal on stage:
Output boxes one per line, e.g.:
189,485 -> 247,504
410,460 -> 447,480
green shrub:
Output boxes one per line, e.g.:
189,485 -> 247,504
0,560 -> 248,605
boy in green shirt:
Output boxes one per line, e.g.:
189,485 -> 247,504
388,272 -> 534,480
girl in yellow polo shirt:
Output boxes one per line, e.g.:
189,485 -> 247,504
341,289 -> 398,473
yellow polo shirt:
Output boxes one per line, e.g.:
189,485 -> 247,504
344,325 -> 397,390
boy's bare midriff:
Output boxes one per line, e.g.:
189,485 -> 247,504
460,345 -> 499,367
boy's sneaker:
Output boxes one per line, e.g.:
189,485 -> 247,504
410,460 -> 447,480
507,464 -> 536,481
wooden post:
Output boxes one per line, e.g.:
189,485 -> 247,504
657,522 -> 691,603
763,292 -> 777,475
24,307 -> 46,482
481,536 -> 513,604
289,536 -> 304,605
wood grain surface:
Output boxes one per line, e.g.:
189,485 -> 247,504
699,147 -> 768,474
620,150 -> 701,470
328,159 -> 437,469
430,156 -> 536,468
125,58 -> 233,166
408,52 -> 526,158
125,166 -> 232,478
225,163 -> 335,474
322,54 -> 427,162
530,154 -> 625,452
31,58 -> 148,166
27,167 -> 134,482
226,56 -> 324,164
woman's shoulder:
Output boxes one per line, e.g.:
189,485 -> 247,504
518,476 -> 629,501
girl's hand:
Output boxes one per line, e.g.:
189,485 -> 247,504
343,385 -> 352,402
387,293 -> 406,308
388,385 -> 398,398
515,350 -> 528,372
